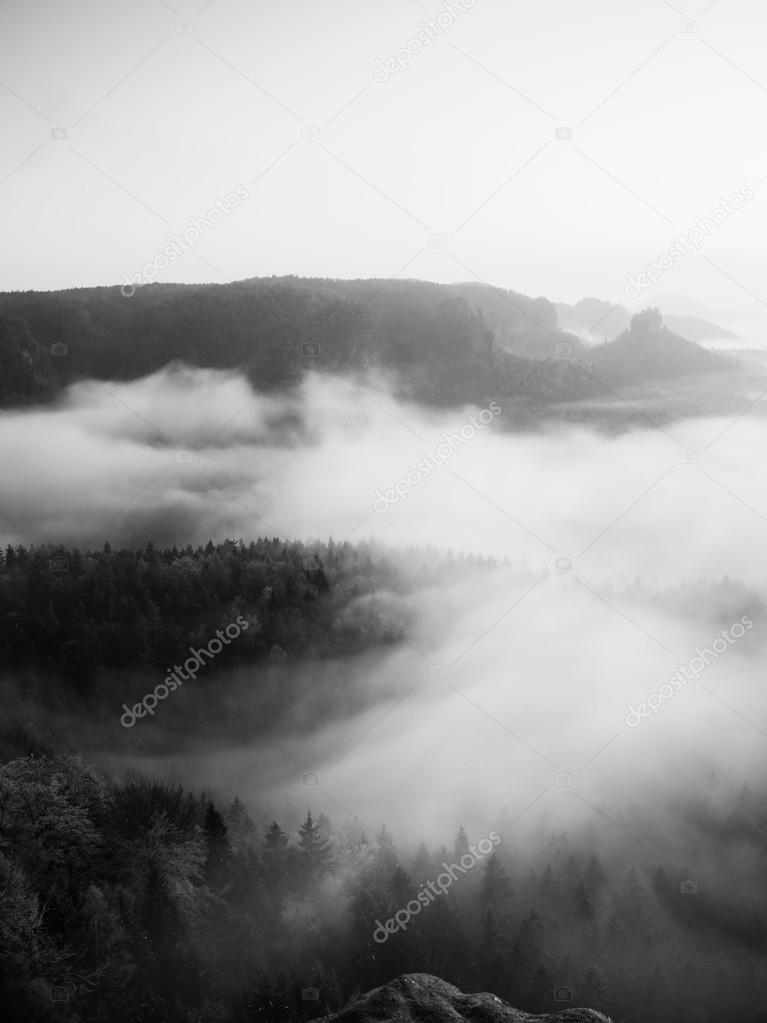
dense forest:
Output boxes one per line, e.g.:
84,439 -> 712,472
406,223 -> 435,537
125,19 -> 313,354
0,537 -> 388,690
0,278 -> 742,426
0,539 -> 499,750
2,541 -> 767,1022
2,746 -> 767,1023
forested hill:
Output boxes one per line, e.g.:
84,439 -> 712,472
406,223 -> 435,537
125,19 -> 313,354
0,277 -> 563,406
588,308 -> 728,384
0,538 -> 500,752
2,747 -> 766,1023
0,277 -> 735,417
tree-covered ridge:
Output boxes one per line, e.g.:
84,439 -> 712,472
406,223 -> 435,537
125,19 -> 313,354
0,538 -> 501,746
1,750 -> 766,1023
587,309 -> 730,384
0,278 -> 562,405
0,537 -> 420,684
0,278 -> 736,419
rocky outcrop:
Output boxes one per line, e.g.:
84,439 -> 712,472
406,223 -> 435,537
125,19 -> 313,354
317,974 -> 613,1023
588,308 -> 731,384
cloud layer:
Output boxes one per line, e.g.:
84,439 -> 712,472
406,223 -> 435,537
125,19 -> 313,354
9,366 -> 763,843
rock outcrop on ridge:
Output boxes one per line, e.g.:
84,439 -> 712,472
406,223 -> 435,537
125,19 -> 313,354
317,973 -> 613,1023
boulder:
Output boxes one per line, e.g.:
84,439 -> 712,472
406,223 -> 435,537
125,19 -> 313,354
316,973 -> 613,1023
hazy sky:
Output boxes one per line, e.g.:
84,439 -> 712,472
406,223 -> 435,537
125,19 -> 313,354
1,0 -> 766,309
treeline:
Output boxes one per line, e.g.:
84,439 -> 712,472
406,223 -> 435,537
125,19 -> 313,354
585,308 -> 729,385
0,537 -> 410,685
0,279 -> 738,426
0,277 -> 609,415
2,750 -> 766,1023
0,538 -> 501,742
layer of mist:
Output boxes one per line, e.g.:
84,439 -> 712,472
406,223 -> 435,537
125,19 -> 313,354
3,364 -> 766,849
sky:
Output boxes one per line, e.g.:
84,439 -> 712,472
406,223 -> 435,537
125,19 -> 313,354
1,0 -> 766,311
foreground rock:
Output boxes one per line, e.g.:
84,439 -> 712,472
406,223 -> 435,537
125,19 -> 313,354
317,974 -> 613,1023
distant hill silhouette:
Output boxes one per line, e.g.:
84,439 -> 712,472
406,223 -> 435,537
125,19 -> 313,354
556,298 -> 736,346
554,298 -> 631,343
0,279 -> 737,418
587,308 -> 732,383
0,277 -> 593,412
663,313 -> 738,343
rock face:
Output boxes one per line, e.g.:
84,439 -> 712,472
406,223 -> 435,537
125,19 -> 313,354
317,974 -> 613,1023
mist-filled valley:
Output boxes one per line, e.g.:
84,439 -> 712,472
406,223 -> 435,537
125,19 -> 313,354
7,0 -> 767,1015
3,325 -> 767,1021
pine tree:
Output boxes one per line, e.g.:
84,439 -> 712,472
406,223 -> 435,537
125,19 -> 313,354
621,865 -> 642,915
413,841 -> 431,884
452,825 -> 470,860
388,865 -> 412,904
375,824 -> 397,871
298,811 -> 332,877
226,796 -> 255,850
477,908 -> 506,992
573,880 -> 594,923
480,852 -> 513,906
203,802 -> 231,888
583,853 -> 605,899
263,821 -> 289,851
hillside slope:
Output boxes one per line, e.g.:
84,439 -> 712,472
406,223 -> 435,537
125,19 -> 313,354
0,277 -> 594,414
588,308 -> 731,383
0,280 -> 739,424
